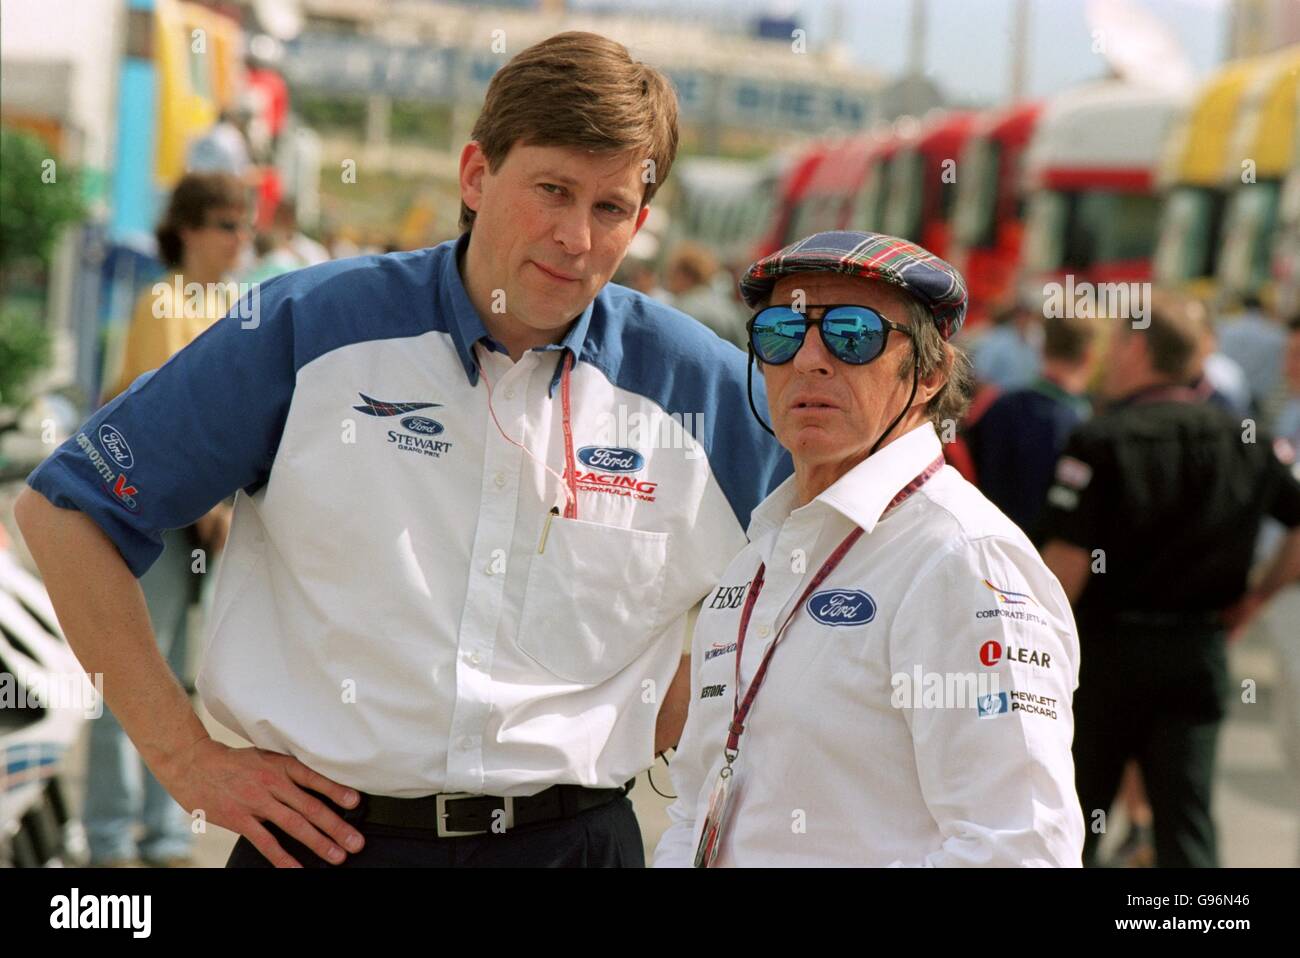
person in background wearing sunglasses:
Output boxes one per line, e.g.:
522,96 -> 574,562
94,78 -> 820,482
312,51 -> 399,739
655,230 -> 1085,867
106,172 -> 252,401
83,172 -> 250,866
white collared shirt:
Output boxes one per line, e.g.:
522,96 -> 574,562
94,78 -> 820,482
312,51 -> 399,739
27,236 -> 791,797
654,423 -> 1085,866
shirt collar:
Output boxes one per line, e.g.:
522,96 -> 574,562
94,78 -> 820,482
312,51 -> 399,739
440,232 -> 596,396
1113,380 -> 1204,409
747,422 -> 943,540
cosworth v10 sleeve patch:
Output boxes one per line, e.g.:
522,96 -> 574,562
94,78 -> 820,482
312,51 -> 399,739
29,250 -> 455,578
27,279 -> 301,577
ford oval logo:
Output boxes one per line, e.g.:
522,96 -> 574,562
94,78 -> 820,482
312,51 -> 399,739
401,415 -> 444,436
97,424 -> 134,469
577,446 -> 644,473
807,589 -> 876,627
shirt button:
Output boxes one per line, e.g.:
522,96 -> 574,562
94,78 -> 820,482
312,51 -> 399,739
505,388 -> 516,400
459,737 -> 475,750
494,471 -> 507,488
468,651 -> 482,667
758,625 -> 771,637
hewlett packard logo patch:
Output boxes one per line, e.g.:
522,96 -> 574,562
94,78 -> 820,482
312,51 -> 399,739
977,692 -> 1010,718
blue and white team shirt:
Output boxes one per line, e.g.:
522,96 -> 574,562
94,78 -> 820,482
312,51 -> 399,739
28,234 -> 792,798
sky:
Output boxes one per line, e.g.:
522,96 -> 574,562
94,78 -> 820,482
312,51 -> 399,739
572,0 -> 1233,105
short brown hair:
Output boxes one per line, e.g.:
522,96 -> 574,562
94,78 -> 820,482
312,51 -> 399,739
666,242 -> 717,286
1042,313 -> 1102,363
155,172 -> 248,268
1133,290 -> 1208,381
460,32 -> 679,232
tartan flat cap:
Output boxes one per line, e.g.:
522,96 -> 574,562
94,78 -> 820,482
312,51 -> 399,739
739,230 -> 969,340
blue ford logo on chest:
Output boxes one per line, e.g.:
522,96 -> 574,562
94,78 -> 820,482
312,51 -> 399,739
807,589 -> 876,626
401,415 -> 444,436
577,446 -> 644,473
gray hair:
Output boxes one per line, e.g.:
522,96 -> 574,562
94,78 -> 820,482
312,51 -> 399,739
896,296 -> 972,428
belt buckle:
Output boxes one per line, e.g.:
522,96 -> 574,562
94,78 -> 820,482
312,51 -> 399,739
434,793 -> 514,837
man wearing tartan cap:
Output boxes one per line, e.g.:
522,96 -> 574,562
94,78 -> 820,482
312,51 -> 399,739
738,229 -> 970,340
655,230 -> 1085,867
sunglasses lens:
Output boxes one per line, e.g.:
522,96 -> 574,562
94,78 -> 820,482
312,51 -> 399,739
751,308 -> 805,364
821,307 -> 887,364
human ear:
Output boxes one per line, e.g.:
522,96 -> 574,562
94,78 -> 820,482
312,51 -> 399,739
459,141 -> 488,215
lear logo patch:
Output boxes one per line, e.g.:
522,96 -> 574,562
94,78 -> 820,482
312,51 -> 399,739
807,589 -> 876,627
97,424 -> 134,469
979,640 -> 1052,670
352,393 -> 441,417
577,446 -> 645,473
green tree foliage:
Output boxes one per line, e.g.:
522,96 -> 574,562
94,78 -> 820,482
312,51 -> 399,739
0,126 -> 86,285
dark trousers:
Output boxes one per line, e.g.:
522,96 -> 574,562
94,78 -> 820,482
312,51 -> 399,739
226,793 -> 645,868
1073,620 -> 1228,868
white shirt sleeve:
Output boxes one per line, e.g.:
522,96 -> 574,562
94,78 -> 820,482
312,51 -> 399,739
889,535 -> 1085,867
653,645 -> 709,867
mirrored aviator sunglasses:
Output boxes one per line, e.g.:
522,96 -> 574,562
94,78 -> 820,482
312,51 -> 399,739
747,304 -> 909,366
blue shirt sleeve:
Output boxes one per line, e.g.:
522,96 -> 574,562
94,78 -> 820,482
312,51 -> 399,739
26,275 -> 301,578
584,284 -> 793,532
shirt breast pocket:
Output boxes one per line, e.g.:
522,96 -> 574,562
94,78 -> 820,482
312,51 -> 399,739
517,516 -> 671,686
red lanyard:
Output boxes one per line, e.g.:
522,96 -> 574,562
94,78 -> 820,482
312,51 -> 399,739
725,454 -> 945,758
559,351 -> 579,520
478,347 -> 580,538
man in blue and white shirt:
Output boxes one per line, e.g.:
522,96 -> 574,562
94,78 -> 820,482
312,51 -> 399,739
16,32 -> 789,868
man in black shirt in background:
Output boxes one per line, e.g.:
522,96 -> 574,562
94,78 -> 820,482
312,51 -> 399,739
968,313 -> 1101,543
1039,292 -> 1300,867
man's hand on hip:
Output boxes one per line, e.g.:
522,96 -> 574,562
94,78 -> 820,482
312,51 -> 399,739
156,736 -> 366,867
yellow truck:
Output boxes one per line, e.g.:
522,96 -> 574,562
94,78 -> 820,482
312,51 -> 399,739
153,0 -> 243,187
1153,57 -> 1266,302
1270,70 -> 1300,318
1216,45 -> 1300,306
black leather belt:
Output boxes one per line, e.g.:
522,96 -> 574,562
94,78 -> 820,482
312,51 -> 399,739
353,781 -> 632,838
